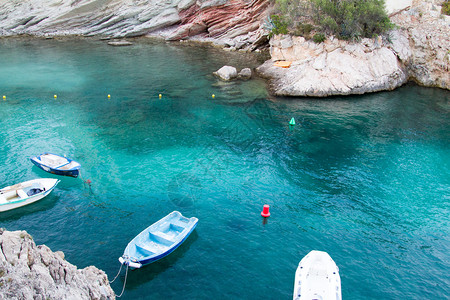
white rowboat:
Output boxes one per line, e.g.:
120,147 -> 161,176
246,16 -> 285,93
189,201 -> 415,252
0,178 -> 60,212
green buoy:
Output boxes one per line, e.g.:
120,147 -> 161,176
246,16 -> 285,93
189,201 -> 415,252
289,117 -> 296,126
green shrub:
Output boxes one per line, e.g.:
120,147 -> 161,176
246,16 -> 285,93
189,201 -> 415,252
293,23 -> 314,37
442,0 -> 450,15
313,33 -> 326,43
268,14 -> 289,38
311,0 -> 393,40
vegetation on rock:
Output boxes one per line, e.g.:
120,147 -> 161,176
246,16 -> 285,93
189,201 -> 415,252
269,0 -> 394,41
442,0 -> 450,15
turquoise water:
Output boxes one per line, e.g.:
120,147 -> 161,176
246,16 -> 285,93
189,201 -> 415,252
0,37 -> 449,299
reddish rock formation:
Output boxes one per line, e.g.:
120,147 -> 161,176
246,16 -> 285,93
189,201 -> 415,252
174,0 -> 269,40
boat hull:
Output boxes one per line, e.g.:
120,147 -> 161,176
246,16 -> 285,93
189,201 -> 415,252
30,153 -> 81,178
0,179 -> 60,212
293,250 -> 341,300
120,211 -> 198,268
136,222 -> 197,267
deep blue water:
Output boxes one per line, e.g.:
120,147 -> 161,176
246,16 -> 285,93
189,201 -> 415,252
0,37 -> 449,299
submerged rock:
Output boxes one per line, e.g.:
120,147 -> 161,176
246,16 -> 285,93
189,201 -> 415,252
107,40 -> 133,46
0,229 -> 115,300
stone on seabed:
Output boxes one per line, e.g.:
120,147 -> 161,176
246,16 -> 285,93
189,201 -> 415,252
0,229 -> 115,300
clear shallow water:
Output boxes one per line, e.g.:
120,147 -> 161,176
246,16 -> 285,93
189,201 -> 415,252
0,37 -> 449,299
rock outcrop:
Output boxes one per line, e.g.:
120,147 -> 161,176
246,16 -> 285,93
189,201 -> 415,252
257,35 -> 408,96
0,0 -> 269,51
0,229 -> 115,300
390,0 -> 450,89
256,0 -> 449,96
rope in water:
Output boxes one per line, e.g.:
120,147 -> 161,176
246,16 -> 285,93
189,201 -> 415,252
109,263 -> 123,284
115,265 -> 129,298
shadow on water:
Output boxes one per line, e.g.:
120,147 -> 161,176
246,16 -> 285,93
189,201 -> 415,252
121,231 -> 199,289
30,166 -> 84,189
0,193 -> 59,222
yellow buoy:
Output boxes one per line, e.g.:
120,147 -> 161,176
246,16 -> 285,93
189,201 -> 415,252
54,94 -> 57,99
2,96 -> 5,100
159,94 -> 162,99
108,94 -> 111,99
212,94 -> 215,99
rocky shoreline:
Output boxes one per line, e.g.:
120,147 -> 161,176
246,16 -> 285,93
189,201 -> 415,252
0,229 -> 115,300
256,0 -> 449,96
0,0 -> 448,95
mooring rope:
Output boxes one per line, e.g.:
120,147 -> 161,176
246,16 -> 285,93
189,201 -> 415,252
109,263 -> 123,284
115,264 -> 129,298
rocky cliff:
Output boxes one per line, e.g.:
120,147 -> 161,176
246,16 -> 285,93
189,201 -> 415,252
0,0 -> 448,96
0,229 -> 115,300
256,0 -> 450,96
0,0 -> 269,50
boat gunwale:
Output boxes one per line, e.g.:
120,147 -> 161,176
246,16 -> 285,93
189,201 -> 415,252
30,152 -> 81,172
121,211 -> 198,267
0,179 -> 60,208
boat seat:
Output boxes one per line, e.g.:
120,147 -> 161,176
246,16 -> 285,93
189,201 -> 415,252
16,189 -> 28,199
54,161 -> 70,169
1,190 -> 17,200
154,231 -> 175,241
169,223 -> 185,232
149,232 -> 174,246
135,244 -> 155,256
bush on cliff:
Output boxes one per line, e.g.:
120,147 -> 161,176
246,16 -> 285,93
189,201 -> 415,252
442,0 -> 450,15
268,14 -> 289,38
271,0 -> 393,40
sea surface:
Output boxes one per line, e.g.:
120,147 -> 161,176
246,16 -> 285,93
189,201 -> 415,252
0,37 -> 449,299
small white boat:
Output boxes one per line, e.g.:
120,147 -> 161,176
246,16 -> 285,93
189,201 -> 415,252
119,211 -> 198,268
293,250 -> 341,300
0,178 -> 60,212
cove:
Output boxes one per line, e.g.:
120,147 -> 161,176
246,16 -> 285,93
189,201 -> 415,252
0,37 -> 449,299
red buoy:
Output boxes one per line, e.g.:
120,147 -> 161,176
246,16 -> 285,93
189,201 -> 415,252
261,204 -> 270,217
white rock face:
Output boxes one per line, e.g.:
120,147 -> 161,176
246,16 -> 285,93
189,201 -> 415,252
385,0 -> 412,14
257,0 -> 449,96
257,35 -> 408,97
0,229 -> 115,300
214,66 -> 238,81
390,0 -> 450,89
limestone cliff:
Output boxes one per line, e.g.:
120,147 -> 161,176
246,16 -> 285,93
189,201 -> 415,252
256,35 -> 409,96
0,0 -> 269,50
0,229 -> 115,300
256,0 -> 450,96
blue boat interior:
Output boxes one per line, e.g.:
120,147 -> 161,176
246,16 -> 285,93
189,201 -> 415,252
122,211 -> 197,265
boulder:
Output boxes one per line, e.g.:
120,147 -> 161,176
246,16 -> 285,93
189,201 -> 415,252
0,229 -> 115,300
214,66 -> 238,81
238,68 -> 252,79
